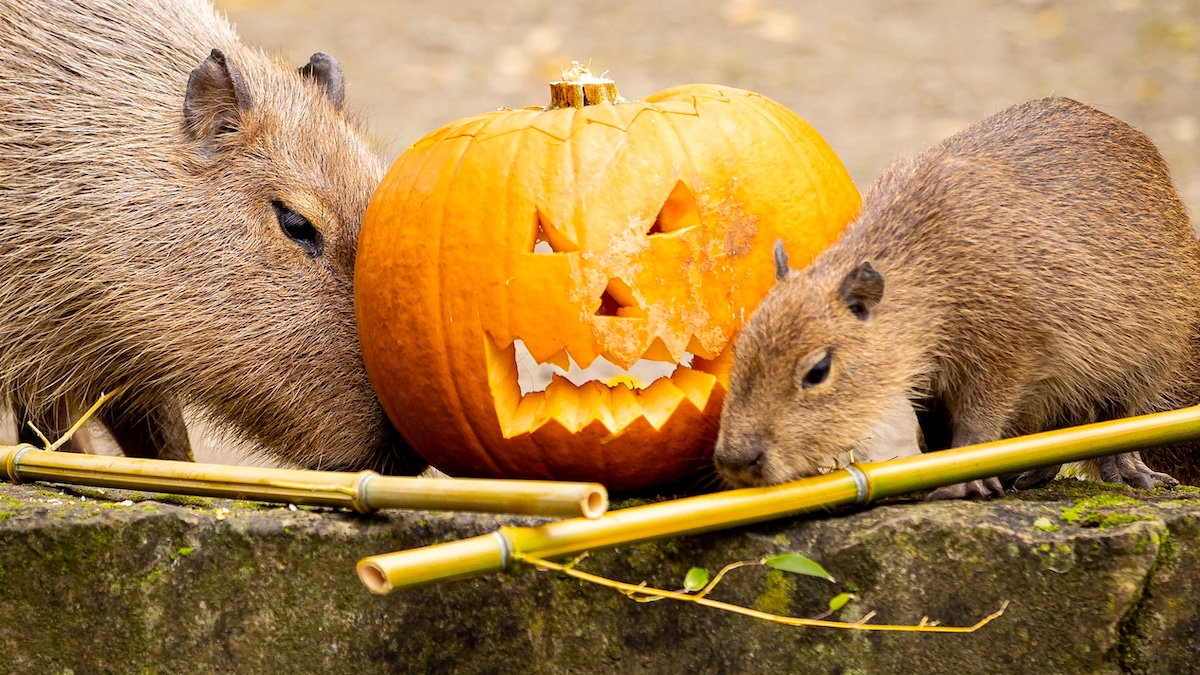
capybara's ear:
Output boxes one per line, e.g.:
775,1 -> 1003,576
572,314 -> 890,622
838,260 -> 884,320
773,239 -> 790,282
183,48 -> 252,145
298,52 -> 345,111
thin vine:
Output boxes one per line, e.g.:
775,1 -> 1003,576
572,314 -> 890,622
521,551 -> 1008,633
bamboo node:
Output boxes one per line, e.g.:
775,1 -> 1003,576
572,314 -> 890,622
350,470 -> 379,513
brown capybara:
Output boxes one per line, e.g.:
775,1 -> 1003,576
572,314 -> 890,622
0,0 -> 424,474
714,97 -> 1200,498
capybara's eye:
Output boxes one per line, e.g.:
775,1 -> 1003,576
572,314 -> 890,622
801,352 -> 832,389
272,200 -> 323,256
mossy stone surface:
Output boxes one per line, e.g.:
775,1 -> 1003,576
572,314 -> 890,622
2,481 -> 1199,673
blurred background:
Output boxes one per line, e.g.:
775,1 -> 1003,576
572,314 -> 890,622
215,0 -> 1200,215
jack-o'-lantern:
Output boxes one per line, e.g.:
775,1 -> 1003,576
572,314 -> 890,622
356,66 -> 860,491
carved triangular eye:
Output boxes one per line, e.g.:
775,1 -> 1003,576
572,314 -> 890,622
647,181 -> 700,236
594,278 -> 644,318
531,210 -> 578,253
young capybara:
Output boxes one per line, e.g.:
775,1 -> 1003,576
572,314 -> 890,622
714,97 -> 1200,498
0,0 -> 424,474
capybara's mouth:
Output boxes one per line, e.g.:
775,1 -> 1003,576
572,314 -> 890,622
715,465 -> 772,488
718,460 -> 835,489
485,334 -> 729,437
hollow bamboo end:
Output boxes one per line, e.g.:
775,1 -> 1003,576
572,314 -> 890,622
547,61 -> 621,109
357,561 -> 391,595
3,444 -> 36,484
581,486 -> 609,519
356,532 -> 510,594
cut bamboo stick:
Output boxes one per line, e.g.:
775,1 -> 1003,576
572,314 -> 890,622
357,404 -> 1200,593
0,445 -> 608,519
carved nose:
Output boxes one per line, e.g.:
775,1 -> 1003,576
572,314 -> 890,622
714,437 -> 765,483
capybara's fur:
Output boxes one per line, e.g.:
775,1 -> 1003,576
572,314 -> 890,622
0,0 -> 423,473
1142,334 -> 1200,484
715,97 -> 1200,498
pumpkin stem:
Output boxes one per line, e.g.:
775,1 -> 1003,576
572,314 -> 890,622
548,61 -> 623,109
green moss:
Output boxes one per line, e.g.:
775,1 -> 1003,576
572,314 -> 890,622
528,613 -> 545,640
1093,513 -> 1152,530
1086,494 -> 1140,508
170,546 -> 195,560
609,497 -> 650,510
1160,499 -> 1200,508
1031,542 -> 1075,572
65,486 -> 116,501
1032,517 -> 1059,532
1060,502 -> 1089,523
152,494 -> 215,508
1043,480 -> 1135,500
1133,533 -> 1152,556
1061,495 -> 1141,524
881,529 -> 929,562
1160,530 -> 1177,560
753,568 -> 796,616
39,523 -> 118,576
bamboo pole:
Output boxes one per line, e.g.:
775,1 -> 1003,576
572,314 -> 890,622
0,445 -> 608,519
357,404 -> 1200,594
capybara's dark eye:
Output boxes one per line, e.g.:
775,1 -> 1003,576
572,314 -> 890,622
801,352 -> 832,389
272,200 -> 323,256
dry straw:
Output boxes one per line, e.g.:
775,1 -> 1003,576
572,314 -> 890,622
358,404 -> 1200,593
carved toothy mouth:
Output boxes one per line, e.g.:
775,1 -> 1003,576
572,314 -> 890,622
485,334 -> 728,438
514,339 -> 693,395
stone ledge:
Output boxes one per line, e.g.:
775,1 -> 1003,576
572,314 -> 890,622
2,480 -> 1198,674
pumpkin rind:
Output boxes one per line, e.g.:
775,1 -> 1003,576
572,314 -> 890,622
356,82 -> 860,491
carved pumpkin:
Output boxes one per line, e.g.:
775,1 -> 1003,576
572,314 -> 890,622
356,67 -> 860,491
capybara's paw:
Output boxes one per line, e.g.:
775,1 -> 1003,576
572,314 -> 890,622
927,477 -> 1005,500
1099,452 -> 1178,490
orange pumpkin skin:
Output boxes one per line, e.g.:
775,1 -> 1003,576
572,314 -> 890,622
356,83 -> 860,492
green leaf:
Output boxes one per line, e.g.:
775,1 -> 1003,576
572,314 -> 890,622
828,592 -> 855,612
683,567 -> 709,592
763,553 -> 835,582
